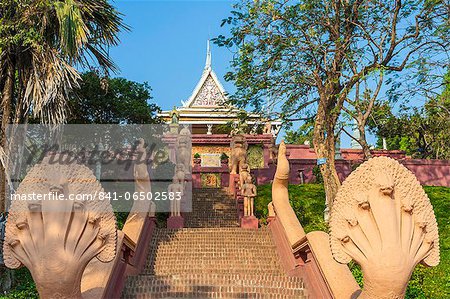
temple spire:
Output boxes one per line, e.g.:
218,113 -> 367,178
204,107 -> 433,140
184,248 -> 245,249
205,40 -> 212,71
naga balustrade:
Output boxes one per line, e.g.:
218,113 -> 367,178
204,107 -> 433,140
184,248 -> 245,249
267,141 -> 440,299
83,214 -> 157,299
82,138 -> 158,298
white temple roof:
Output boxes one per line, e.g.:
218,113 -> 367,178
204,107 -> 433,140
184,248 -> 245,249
181,40 -> 229,109
158,41 -> 281,129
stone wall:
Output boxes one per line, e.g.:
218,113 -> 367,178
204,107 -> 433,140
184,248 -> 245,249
187,138 -> 449,187
286,144 -> 407,160
252,158 -> 450,187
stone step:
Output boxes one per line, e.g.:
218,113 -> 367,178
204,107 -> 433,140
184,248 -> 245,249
145,228 -> 284,276
120,189 -> 307,298
184,189 -> 238,228
126,274 -> 305,286
122,274 -> 306,299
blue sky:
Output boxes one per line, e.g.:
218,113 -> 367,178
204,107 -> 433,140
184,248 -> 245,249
110,0 -> 236,110
109,0 -> 369,147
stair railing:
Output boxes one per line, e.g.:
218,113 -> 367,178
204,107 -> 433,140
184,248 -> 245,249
81,139 -> 157,299
267,141 -> 360,299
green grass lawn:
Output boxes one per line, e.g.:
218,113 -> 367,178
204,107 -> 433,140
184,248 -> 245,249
255,184 -> 450,299
1,184 -> 448,298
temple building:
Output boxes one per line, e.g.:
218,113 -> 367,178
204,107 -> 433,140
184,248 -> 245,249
159,41 -> 282,136
159,42 -> 281,173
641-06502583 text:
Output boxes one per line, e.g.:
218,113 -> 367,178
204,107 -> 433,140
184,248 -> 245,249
10,191 -> 183,202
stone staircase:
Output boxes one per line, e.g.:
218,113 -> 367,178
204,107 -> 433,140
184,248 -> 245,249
184,188 -> 239,228
122,188 -> 307,298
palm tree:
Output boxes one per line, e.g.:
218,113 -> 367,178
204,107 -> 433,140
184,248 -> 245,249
0,1 -> 128,287
0,0 -> 128,203
1,0 -> 128,127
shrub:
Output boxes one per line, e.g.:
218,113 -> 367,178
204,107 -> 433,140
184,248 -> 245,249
312,165 -> 324,183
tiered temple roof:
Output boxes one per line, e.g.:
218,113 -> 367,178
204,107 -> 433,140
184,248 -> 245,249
159,41 -> 281,135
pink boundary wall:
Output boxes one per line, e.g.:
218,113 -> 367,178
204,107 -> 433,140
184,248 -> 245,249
253,158 -> 450,187
282,145 -> 449,187
189,139 -> 449,187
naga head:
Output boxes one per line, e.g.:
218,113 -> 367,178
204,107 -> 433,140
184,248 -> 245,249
329,157 -> 439,299
3,156 -> 117,299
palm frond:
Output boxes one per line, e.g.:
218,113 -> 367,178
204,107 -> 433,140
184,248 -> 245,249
54,0 -> 89,59
24,48 -> 80,124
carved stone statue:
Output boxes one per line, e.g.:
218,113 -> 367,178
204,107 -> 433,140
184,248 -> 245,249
179,125 -> 191,137
242,176 -> 257,217
263,121 -> 272,135
175,132 -> 191,174
174,163 -> 186,185
329,157 -> 440,299
230,134 -> 248,174
269,138 -> 278,164
170,107 -> 179,124
3,155 -> 117,299
168,176 -> 184,217
239,163 -> 251,187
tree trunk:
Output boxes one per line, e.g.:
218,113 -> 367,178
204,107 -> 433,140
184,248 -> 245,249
0,60 -> 14,212
358,124 -> 372,159
313,99 -> 341,220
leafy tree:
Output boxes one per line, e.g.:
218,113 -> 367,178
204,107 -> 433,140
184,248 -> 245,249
0,0 -> 128,212
284,121 -> 314,145
0,0 -> 127,126
373,98 -> 450,160
68,71 -> 161,124
341,71 -> 384,159
216,0 -> 449,209
372,70 -> 450,159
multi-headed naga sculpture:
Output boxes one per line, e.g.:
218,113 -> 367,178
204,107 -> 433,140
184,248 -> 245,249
329,157 -> 439,299
3,155 -> 117,299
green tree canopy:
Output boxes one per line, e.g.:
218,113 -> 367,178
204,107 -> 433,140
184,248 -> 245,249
371,72 -> 450,159
215,0 -> 449,205
284,122 -> 314,145
68,71 -> 161,124
0,0 -> 127,212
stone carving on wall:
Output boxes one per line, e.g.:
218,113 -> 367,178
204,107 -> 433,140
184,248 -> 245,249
329,157 -> 440,299
191,75 -> 225,107
201,173 -> 221,188
3,155 -> 117,299
230,134 -> 248,174
247,145 -> 264,169
200,153 -> 221,167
